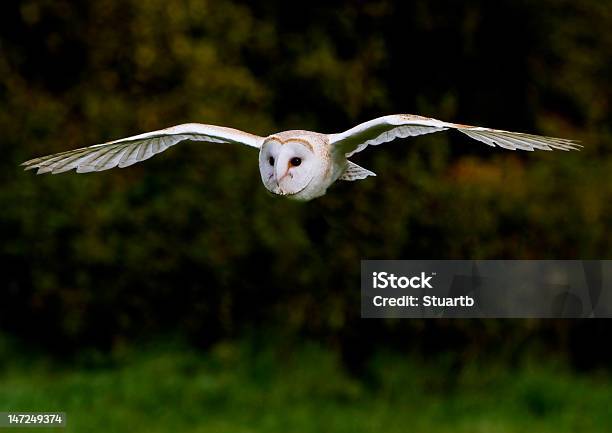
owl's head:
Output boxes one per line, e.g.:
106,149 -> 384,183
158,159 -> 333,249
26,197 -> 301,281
259,134 -> 328,200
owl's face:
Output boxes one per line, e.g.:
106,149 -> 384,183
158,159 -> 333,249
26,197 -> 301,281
259,138 -> 323,199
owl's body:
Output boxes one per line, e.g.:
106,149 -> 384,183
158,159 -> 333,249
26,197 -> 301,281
22,114 -> 579,201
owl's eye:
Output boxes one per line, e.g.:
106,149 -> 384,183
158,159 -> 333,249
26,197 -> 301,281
268,156 -> 275,166
290,157 -> 302,167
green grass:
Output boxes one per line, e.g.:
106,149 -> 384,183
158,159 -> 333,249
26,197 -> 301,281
0,337 -> 611,432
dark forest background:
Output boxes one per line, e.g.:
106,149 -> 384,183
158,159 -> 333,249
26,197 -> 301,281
1,1 -> 612,430
2,0 -> 612,365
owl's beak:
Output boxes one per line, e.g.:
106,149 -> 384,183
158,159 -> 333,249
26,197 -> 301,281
275,164 -> 291,185
277,171 -> 290,184
276,179 -> 288,196
275,177 -> 290,196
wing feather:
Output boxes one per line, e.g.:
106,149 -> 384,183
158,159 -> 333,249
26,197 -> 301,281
22,123 -> 263,174
329,114 -> 579,158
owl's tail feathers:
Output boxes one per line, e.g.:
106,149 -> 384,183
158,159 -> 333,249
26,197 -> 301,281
339,161 -> 376,181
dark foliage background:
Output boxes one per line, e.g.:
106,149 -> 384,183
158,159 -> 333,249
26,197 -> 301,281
1,0 -> 612,373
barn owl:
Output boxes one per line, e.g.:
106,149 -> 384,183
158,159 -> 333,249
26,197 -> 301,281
22,114 -> 579,201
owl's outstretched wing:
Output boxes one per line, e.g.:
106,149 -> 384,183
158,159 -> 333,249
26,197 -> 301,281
329,114 -> 580,158
22,123 -> 263,174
